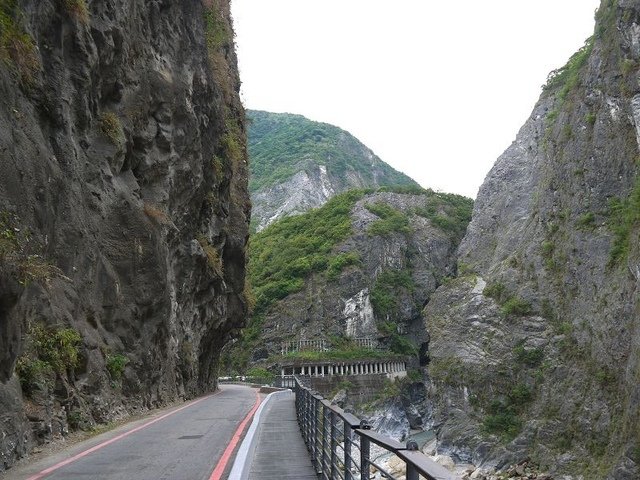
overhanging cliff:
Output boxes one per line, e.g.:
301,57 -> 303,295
0,0 -> 249,470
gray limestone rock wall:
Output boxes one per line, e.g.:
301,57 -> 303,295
313,375 -> 430,442
251,164 -> 414,232
251,164 -> 336,232
0,0 -> 249,471
422,1 -> 640,477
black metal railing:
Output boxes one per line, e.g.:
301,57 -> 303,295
294,377 -> 454,480
281,337 -> 381,355
276,374 -> 297,388
218,375 -> 275,385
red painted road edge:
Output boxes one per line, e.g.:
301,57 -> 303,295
208,389 -> 262,480
26,391 -> 221,480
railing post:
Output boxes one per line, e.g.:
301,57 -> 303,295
360,435 -> 370,480
307,391 -> 313,447
343,423 -> 353,480
313,397 -> 322,473
301,387 -> 306,439
406,440 -> 419,480
330,411 -> 337,479
297,385 -> 301,426
359,420 -> 371,480
406,464 -> 419,480
311,397 -> 318,471
322,404 -> 328,477
301,388 -> 307,443
296,382 -> 300,422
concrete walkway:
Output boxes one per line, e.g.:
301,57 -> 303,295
246,390 -> 317,479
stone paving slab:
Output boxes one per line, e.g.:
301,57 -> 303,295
248,391 -> 317,479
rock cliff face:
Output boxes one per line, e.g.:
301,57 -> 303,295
226,188 -> 472,371
423,1 -> 640,477
257,192 -> 459,356
247,110 -> 418,231
0,0 -> 249,470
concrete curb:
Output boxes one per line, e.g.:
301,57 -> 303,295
227,389 -> 292,479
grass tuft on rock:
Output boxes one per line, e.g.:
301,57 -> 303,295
366,202 -> 411,236
607,176 -> 640,266
326,251 -> 360,280
17,325 -> 82,395
143,203 -> 172,226
543,37 -> 593,100
99,112 -> 124,145
197,234 -> 223,276
0,0 -> 39,85
64,0 -> 89,23
106,354 -> 128,380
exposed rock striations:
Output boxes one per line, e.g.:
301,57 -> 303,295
247,110 -> 418,231
0,0 -> 249,470
423,1 -> 640,477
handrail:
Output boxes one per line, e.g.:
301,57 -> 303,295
396,450 -> 455,480
293,376 -> 456,480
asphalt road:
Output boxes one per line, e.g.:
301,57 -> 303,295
3,384 -> 261,480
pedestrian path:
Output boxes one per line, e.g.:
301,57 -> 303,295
242,390 -> 317,479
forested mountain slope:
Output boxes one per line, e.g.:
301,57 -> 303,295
247,110 -> 418,231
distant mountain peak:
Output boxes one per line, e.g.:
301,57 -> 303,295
247,110 -> 418,231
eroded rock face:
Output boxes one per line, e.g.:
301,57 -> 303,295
366,398 -> 411,442
343,288 -> 377,338
423,1 -> 640,476
251,165 -> 337,231
254,191 -> 463,360
0,0 -> 249,470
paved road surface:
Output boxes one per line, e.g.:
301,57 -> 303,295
2,385 -> 260,480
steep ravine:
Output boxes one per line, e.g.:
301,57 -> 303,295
0,0 -> 249,471
423,1 -> 640,478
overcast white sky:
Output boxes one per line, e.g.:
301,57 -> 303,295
231,1 -> 600,198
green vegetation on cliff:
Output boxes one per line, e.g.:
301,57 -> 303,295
366,202 -> 411,236
327,252 -> 361,280
106,354 -> 129,381
247,110 -> 417,192
413,192 -> 473,241
16,325 -> 82,395
0,0 -> 39,84
543,37 -> 593,100
228,186 -> 473,375
483,282 -> 532,317
371,270 -> 415,317
249,190 -> 365,314
250,187 -> 473,317
283,347 -> 388,361
608,175 -> 640,266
